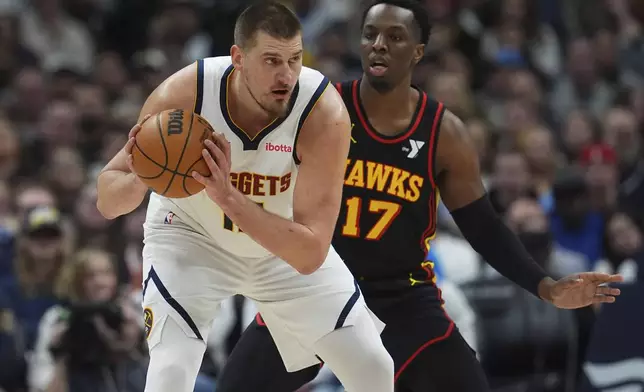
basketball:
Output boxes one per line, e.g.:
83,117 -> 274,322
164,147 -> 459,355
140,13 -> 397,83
131,109 -> 214,198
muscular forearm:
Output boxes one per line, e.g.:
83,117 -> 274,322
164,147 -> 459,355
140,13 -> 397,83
96,170 -> 148,219
451,195 -> 550,298
219,189 -> 329,274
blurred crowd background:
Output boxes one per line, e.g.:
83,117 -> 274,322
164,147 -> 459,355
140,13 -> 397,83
1,0 -> 643,391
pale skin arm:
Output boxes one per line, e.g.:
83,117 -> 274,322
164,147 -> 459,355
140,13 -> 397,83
197,84 -> 351,274
96,63 -> 198,219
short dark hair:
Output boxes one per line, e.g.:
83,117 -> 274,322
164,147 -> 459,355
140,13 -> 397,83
361,0 -> 431,45
234,1 -> 302,49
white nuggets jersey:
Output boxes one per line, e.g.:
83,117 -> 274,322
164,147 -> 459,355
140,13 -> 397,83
146,56 -> 329,259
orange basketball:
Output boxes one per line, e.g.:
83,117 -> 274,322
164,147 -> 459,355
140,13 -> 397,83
131,109 -> 213,198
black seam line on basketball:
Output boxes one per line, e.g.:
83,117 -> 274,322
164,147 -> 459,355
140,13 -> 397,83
156,112 -> 170,169
133,141 -> 167,179
161,110 -> 196,196
131,142 -> 196,178
181,153 -> 205,195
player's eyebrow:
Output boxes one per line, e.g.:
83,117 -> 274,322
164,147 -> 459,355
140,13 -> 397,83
262,50 -> 303,58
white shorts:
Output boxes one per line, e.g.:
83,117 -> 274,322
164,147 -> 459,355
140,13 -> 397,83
141,209 -> 383,371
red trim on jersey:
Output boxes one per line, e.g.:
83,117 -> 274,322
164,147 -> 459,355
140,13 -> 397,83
427,102 -> 444,189
394,310 -> 455,382
419,102 -> 444,249
335,82 -> 342,94
351,80 -> 428,144
255,313 -> 266,326
420,190 -> 437,249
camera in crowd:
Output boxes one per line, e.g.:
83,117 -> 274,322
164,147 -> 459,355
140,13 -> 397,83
51,301 -> 124,367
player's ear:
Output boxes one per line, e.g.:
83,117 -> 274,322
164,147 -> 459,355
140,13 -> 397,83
230,45 -> 244,69
412,44 -> 425,65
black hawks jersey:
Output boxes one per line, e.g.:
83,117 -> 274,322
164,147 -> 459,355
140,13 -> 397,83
332,80 -> 445,289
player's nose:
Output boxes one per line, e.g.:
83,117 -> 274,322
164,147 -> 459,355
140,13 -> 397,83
372,34 -> 388,52
276,69 -> 295,87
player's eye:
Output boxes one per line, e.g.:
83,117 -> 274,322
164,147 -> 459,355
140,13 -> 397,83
289,56 -> 301,63
265,58 -> 277,65
389,35 -> 402,41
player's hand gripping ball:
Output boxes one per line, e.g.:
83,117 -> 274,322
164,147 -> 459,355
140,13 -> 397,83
130,109 -> 215,198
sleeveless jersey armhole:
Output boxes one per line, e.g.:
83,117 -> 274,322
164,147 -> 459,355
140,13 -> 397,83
194,59 -> 205,115
292,78 -> 330,165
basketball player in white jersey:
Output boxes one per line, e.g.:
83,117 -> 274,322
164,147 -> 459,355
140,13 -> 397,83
96,2 -> 394,392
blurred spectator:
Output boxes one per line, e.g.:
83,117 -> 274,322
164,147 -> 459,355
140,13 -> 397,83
0,118 -> 19,183
464,198 -> 578,392
30,247 -> 145,392
0,206 -> 65,351
488,148 -> 533,215
0,285 -> 27,392
20,0 -> 94,73
550,167 -> 604,271
562,110 -> 597,162
550,37 -> 614,124
595,211 -> 644,282
520,127 -> 560,212
0,1 -> 642,390
602,106 -> 644,220
580,143 -> 619,214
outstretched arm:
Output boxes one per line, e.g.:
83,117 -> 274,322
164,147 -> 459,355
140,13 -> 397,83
197,83 -> 350,274
435,110 -> 553,299
436,112 -> 622,309
435,110 -> 622,307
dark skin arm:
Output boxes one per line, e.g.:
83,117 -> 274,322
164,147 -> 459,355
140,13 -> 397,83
434,110 -> 622,308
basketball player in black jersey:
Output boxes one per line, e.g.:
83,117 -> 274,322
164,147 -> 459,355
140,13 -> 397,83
215,1 -> 623,391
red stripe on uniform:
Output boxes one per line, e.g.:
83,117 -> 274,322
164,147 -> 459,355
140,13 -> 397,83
427,102 -> 444,189
351,80 -> 428,144
394,319 -> 455,382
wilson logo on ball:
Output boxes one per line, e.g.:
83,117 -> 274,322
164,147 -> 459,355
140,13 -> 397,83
167,109 -> 184,135
265,142 -> 292,152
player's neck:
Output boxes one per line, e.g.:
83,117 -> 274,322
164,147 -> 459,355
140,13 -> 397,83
228,70 -> 274,137
359,77 -> 415,116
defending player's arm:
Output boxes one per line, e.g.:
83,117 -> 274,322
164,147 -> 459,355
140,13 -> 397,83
96,64 -> 197,219
435,110 -> 556,300
198,85 -> 350,275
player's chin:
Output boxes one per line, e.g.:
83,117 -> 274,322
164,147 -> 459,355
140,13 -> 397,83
265,101 -> 289,117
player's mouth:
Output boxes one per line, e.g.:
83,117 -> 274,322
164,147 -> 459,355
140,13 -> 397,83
368,59 -> 389,77
271,89 -> 290,99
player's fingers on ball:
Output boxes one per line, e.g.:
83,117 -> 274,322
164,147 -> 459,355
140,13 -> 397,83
140,114 -> 152,124
126,154 -> 135,171
206,138 -> 227,166
124,137 -> 136,153
191,171 -> 209,185
127,125 -> 138,139
202,148 -> 221,174
210,133 -> 229,156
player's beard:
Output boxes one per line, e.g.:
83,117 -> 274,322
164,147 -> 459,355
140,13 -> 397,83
243,72 -> 289,118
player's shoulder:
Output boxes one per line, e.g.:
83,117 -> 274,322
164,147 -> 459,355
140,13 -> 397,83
200,56 -> 234,73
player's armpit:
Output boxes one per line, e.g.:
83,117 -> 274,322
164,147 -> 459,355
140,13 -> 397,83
433,110 -> 486,211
